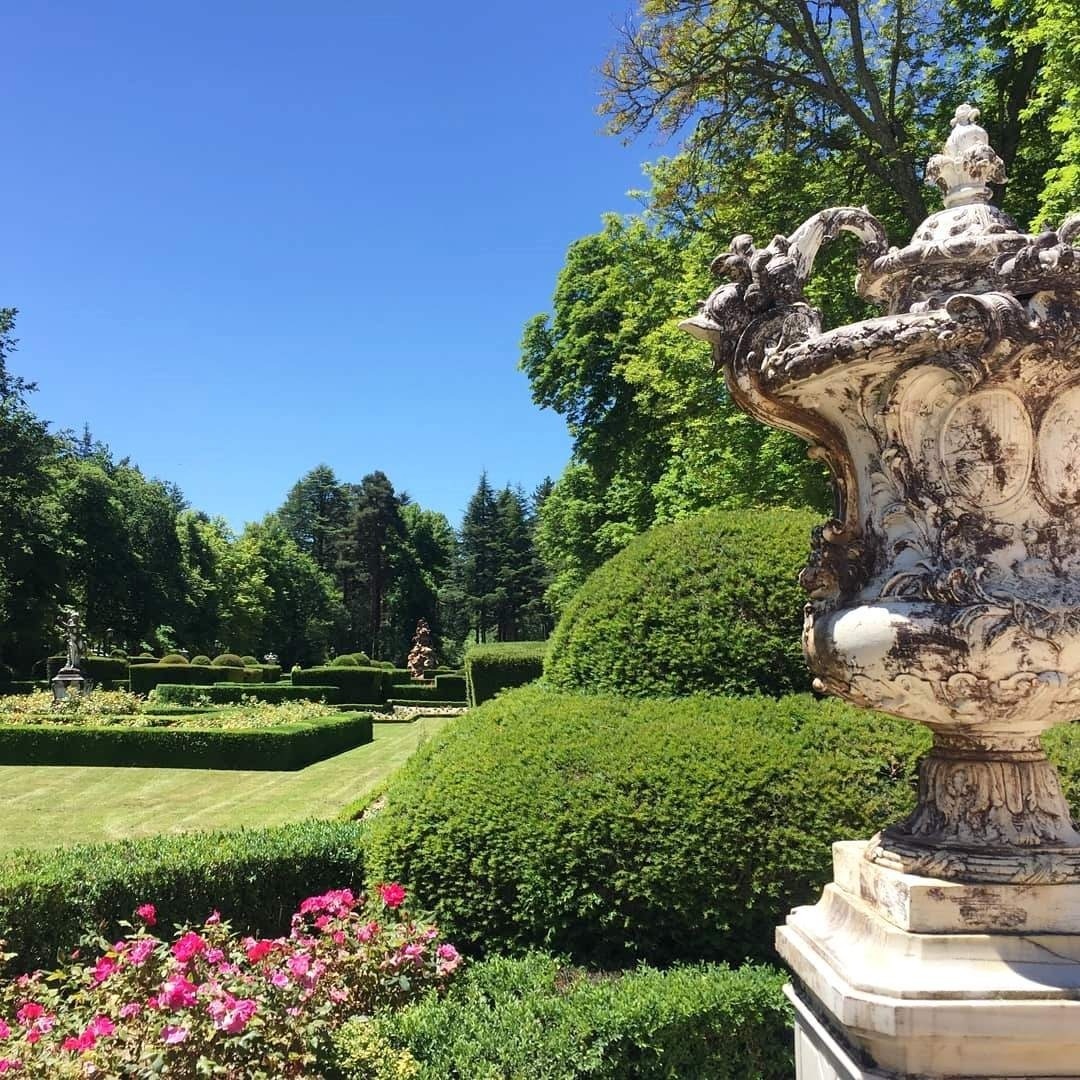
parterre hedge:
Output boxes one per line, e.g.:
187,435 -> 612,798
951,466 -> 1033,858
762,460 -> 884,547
0,713 -> 373,770
0,820 -> 366,972
292,666 -> 392,705
152,683 -> 336,706
129,664 -> 249,695
389,675 -> 467,704
333,953 -> 792,1079
363,687 -> 935,967
464,641 -> 547,706
545,508 -> 818,698
45,655 -> 129,683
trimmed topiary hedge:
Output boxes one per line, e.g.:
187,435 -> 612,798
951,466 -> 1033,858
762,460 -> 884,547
0,820 -> 366,972
545,508 -> 819,698
0,713 -> 373,771
212,653 -> 244,667
333,953 -> 792,1079
46,655 -> 129,683
292,666 -> 392,705
464,641 -> 547,706
362,687 -> 937,967
159,653 -> 189,665
190,655 -> 212,666
390,675 -> 467,704
153,683 -> 336,706
129,664 -> 248,695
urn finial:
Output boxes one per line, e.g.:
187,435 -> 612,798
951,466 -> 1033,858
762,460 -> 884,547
925,103 -> 1006,208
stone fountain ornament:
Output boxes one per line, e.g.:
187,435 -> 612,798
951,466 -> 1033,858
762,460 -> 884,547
683,105 -> 1080,1078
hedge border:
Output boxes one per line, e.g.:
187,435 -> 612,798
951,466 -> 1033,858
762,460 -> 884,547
464,642 -> 547,706
0,713 -> 373,771
152,683 -> 336,706
0,820 -> 366,972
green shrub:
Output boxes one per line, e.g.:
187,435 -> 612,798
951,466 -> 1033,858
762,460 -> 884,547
240,654 -> 258,666
546,508 -> 819,698
160,653 -> 189,665
363,687 -> 933,967
191,654 -> 212,666
391,675 -> 467,704
46,656 -> 129,682
333,954 -> 792,1080
464,641 -> 547,706
292,666 -> 392,705
129,663 -> 216,695
0,820 -> 366,972
0,713 -> 373,771
332,655 -> 360,667
213,653 -> 244,667
127,655 -> 157,666
259,664 -> 283,683
153,683 -> 336,706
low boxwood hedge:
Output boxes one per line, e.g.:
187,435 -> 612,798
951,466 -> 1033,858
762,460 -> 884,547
333,953 -> 792,1079
152,683 -> 336,706
389,675 -> 467,704
46,655 -> 129,683
0,713 -> 373,770
0,820 -> 366,972
129,664 -> 250,695
292,666 -> 392,705
464,641 -> 547,706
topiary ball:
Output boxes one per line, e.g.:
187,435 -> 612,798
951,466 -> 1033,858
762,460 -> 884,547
241,655 -> 259,667
212,653 -> 244,668
331,655 -> 360,667
190,655 -> 212,666
545,507 -> 819,698
160,653 -> 189,665
362,686 -> 929,968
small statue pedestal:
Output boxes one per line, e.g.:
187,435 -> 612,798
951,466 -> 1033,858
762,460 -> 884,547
779,842 -> 1080,1078
681,104 -> 1080,1079
51,665 -> 88,701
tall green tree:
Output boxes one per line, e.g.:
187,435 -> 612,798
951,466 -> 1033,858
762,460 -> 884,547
0,310 -> 64,671
276,464 -> 350,578
459,473 -> 500,643
335,471 -> 406,658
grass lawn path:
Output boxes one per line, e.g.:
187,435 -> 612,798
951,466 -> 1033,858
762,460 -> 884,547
0,716 -> 448,852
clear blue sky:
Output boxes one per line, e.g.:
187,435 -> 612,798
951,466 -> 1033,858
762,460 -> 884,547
3,2 -> 655,530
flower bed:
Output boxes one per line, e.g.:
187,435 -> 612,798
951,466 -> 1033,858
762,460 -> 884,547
0,884 -> 461,1076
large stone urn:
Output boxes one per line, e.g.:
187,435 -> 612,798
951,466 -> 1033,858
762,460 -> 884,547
683,105 -> 1080,1078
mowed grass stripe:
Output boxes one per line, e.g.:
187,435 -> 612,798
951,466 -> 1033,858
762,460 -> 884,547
0,716 -> 449,851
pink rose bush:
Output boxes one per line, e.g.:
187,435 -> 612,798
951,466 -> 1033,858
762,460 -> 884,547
0,883 -> 459,1076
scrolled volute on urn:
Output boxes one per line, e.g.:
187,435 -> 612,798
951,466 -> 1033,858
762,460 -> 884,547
683,104 -> 1080,884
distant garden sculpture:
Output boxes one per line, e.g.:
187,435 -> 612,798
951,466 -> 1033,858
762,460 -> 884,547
407,619 -> 437,681
52,606 -> 89,700
684,104 -> 1080,1077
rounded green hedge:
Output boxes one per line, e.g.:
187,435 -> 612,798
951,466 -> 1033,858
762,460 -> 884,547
545,508 -> 819,698
212,653 -> 244,667
331,655 -> 360,668
241,655 -> 259,667
363,686 -> 934,967
159,653 -> 189,665
190,655 -> 211,666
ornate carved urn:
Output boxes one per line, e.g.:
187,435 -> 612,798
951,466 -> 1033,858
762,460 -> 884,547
683,104 -> 1080,886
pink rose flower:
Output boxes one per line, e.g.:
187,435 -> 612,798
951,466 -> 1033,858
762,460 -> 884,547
92,955 -> 119,983
87,1015 -> 115,1038
172,932 -> 207,964
118,1003 -> 142,1020
206,910 -> 221,925
378,883 -> 406,909
269,970 -> 289,989
244,939 -> 274,963
14,1004 -> 42,1026
136,904 -> 157,926
159,975 -> 198,1010
287,954 -> 310,978
161,1025 -> 189,1045
357,921 -> 380,943
0,1021 -> 8,1040
128,938 -> 156,967
0,1060 -> 20,1073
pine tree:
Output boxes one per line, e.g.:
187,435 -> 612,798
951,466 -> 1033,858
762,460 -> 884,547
459,472 -> 500,643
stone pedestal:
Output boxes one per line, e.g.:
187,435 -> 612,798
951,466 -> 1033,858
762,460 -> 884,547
777,842 -> 1080,1078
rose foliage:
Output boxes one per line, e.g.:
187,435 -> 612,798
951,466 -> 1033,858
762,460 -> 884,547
0,884 -> 461,1077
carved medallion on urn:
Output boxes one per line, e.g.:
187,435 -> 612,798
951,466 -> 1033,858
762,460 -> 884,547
683,104 -> 1080,884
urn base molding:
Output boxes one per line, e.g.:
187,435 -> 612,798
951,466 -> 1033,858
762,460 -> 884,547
777,842 -> 1080,1078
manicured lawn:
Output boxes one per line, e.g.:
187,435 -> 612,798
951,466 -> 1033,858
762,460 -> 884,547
0,715 -> 449,851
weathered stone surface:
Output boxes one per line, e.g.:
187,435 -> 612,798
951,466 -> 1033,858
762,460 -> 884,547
683,104 -> 1080,883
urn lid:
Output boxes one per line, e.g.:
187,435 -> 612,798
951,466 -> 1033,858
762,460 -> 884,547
859,105 -> 1032,311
